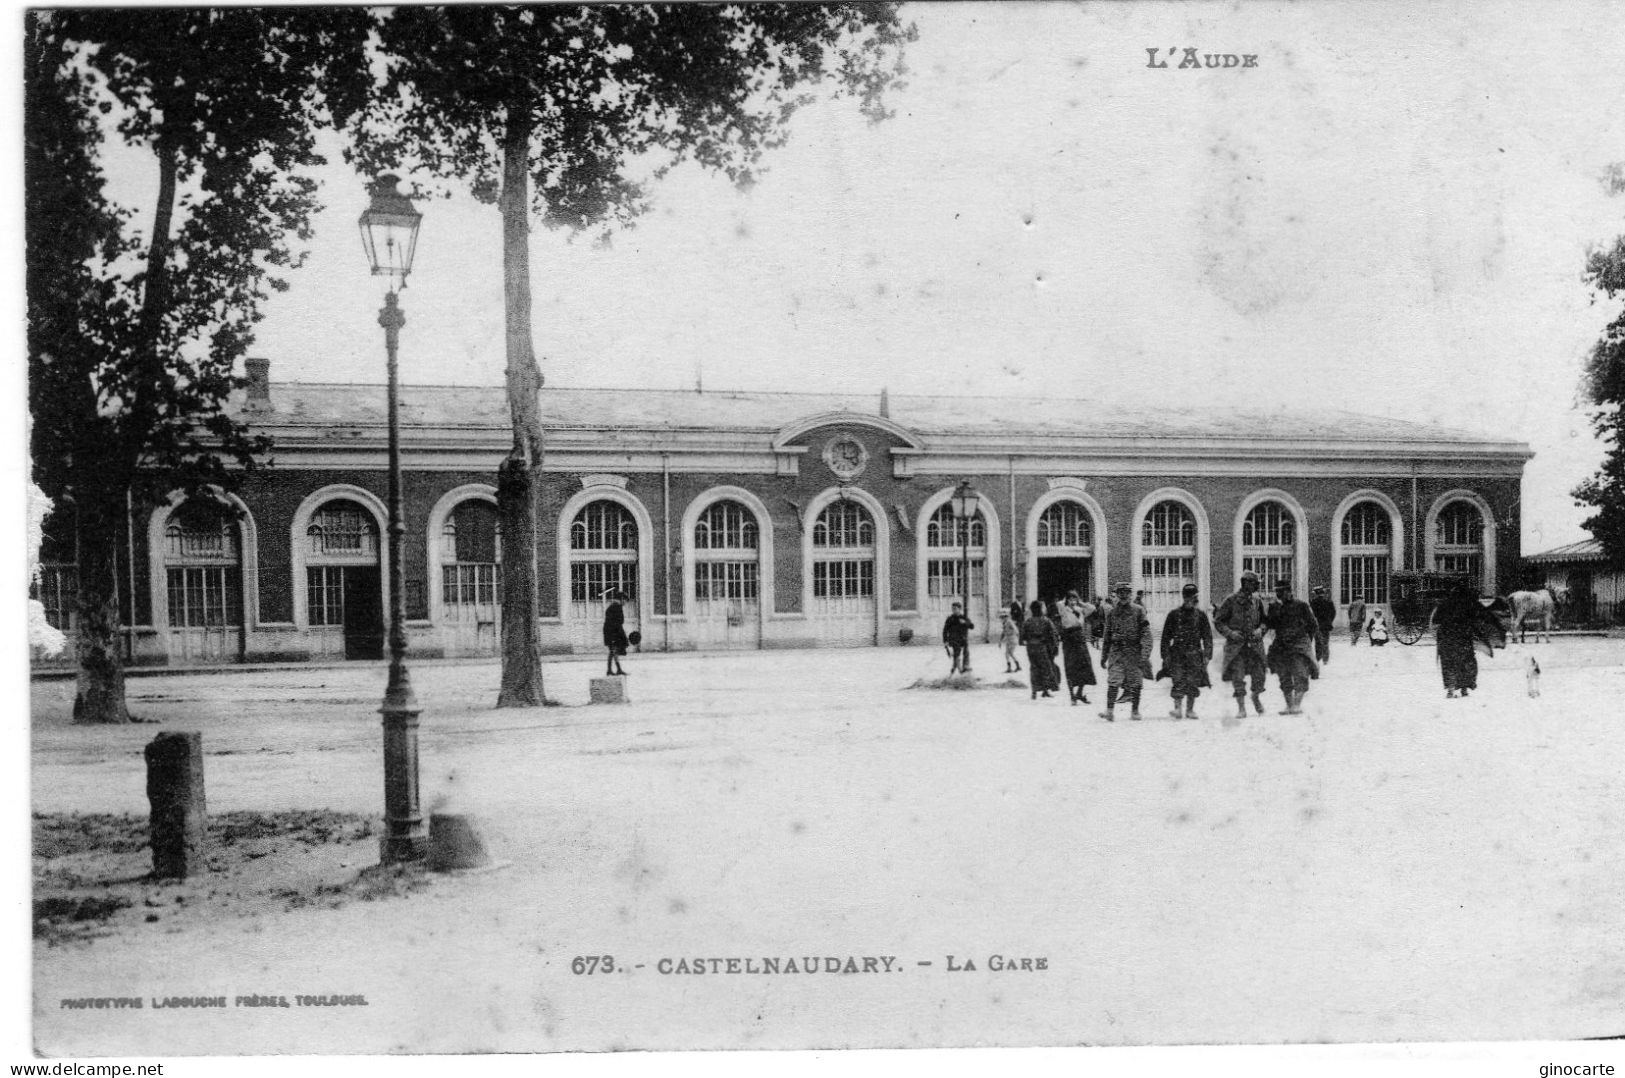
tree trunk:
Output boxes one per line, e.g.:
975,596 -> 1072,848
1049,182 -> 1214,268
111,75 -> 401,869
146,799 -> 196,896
72,482 -> 131,724
72,120 -> 181,722
495,103 -> 547,708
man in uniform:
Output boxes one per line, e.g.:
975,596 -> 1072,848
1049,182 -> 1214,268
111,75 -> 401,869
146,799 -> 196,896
1266,578 -> 1321,715
1214,570 -> 1269,718
1310,585 -> 1338,665
1099,581 -> 1152,721
1158,583 -> 1213,719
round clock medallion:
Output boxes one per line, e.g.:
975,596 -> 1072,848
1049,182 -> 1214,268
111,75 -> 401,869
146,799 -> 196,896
822,436 -> 869,480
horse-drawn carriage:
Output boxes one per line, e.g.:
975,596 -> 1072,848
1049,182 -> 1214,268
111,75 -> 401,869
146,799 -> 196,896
1386,570 -> 1516,645
1386,570 -> 1474,645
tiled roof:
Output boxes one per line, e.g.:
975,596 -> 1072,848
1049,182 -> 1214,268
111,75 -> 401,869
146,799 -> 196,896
239,382 -> 1528,449
1526,539 -> 1607,563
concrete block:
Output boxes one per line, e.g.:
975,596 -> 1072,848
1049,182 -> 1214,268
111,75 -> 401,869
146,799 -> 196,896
589,676 -> 628,704
144,731 -> 206,879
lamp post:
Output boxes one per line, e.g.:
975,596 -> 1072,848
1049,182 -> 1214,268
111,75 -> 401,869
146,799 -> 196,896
951,478 -> 980,671
359,174 -> 426,865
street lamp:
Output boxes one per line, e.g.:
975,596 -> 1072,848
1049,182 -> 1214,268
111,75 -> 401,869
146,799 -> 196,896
951,478 -> 980,671
359,174 -> 426,865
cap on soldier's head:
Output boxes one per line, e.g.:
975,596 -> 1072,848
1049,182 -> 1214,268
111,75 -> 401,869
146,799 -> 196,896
1274,578 -> 1291,590
1114,581 -> 1132,593
1181,584 -> 1199,598
1240,570 -> 1260,583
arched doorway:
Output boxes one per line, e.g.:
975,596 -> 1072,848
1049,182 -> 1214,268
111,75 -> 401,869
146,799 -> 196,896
689,498 -> 763,649
923,501 -> 988,640
567,499 -> 642,653
163,499 -> 245,664
440,498 -> 501,656
305,498 -> 383,660
1338,499 -> 1393,612
1035,499 -> 1094,608
1239,499 -> 1297,592
1140,499 -> 1198,628
809,497 -> 878,646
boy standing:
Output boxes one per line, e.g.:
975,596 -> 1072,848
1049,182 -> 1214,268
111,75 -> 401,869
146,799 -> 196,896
942,601 -> 974,675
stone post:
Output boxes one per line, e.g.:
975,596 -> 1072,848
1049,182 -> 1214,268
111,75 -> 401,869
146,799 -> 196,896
144,731 -> 206,878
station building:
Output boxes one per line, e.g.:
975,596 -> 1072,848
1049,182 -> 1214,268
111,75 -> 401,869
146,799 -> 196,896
35,360 -> 1533,665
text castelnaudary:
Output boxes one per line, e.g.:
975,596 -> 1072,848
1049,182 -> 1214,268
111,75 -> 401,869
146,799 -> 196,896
1147,47 -> 1258,69
658,956 -> 898,975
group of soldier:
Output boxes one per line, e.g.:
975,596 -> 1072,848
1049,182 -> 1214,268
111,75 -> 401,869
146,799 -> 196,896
985,572 -> 1344,721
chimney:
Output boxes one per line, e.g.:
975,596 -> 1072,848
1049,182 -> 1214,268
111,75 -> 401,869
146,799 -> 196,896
244,356 -> 271,409
879,387 -> 890,419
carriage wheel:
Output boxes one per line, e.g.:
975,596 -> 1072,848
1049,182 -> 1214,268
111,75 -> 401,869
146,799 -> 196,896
1394,621 -> 1425,646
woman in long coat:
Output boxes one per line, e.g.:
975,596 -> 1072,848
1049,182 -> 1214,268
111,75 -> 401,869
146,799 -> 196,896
1433,581 -> 1503,698
1019,599 -> 1061,699
602,590 -> 629,675
1057,591 -> 1097,706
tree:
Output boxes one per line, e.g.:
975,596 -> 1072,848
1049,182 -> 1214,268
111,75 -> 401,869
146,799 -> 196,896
26,9 -> 372,722
355,4 -> 914,706
1574,162 -> 1625,568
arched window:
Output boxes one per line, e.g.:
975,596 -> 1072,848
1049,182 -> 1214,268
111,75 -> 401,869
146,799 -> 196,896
308,500 -> 378,559
925,502 -> 986,599
812,500 -> 875,598
1240,500 -> 1295,589
1037,502 -> 1091,551
569,500 -> 638,602
1141,500 -> 1197,623
695,500 -> 759,551
306,499 -> 379,627
442,500 -> 500,609
165,500 -> 242,629
1434,501 -> 1484,586
1340,501 -> 1391,604
813,500 -> 874,550
693,500 -> 760,602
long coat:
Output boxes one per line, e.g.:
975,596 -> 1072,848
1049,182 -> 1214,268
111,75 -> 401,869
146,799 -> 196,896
1433,593 -> 1504,691
1058,601 -> 1097,689
1019,614 -> 1061,692
1266,598 -> 1321,684
1213,591 -> 1269,682
603,602 -> 629,654
1100,602 -> 1153,687
1158,606 -> 1213,693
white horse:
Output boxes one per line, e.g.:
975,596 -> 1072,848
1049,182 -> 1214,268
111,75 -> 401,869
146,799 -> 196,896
1507,589 -> 1556,643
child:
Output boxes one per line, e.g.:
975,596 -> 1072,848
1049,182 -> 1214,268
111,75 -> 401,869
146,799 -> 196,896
1366,608 -> 1390,646
999,608 -> 1021,673
942,601 -> 974,675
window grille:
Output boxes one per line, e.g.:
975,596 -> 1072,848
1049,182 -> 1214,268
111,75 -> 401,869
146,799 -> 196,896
1037,502 -> 1091,549
813,501 -> 874,548
1142,501 -> 1195,549
694,501 -> 759,551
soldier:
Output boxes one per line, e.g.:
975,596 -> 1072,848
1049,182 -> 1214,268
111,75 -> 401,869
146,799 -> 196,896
1099,581 -> 1152,721
1310,585 -> 1337,664
1266,579 -> 1320,715
1158,583 -> 1213,719
1214,570 -> 1270,718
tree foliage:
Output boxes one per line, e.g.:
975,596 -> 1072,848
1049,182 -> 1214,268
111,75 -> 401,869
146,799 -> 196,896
1574,163 -> 1625,568
353,3 -> 914,706
26,9 -> 373,721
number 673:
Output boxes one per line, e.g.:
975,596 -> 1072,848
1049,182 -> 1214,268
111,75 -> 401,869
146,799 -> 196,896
571,955 -> 615,974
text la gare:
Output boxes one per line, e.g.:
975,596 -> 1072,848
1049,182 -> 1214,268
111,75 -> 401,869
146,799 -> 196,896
947,955 -> 1048,972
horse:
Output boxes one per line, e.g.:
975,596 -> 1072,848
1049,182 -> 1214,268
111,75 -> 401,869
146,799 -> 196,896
1507,589 -> 1556,644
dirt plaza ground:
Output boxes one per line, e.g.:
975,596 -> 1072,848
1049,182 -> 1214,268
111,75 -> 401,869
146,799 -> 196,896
28,635 -> 1625,1055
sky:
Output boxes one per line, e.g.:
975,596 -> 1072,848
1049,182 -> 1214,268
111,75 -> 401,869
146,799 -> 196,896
80,1 -> 1625,551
